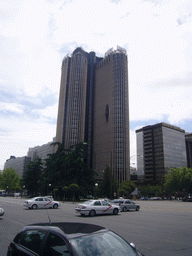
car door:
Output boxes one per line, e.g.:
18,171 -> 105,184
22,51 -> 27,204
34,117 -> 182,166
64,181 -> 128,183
43,197 -> 53,208
11,229 -> 46,255
125,200 -> 135,210
35,197 -> 44,208
92,201 -> 103,214
42,232 -> 70,256
101,201 -> 113,214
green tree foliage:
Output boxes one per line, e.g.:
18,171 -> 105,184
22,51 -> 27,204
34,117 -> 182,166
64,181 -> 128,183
53,188 -> 59,199
98,166 -> 118,199
43,142 -> 95,198
119,180 -> 136,198
139,185 -> 162,197
69,183 -> 79,203
0,168 -> 20,192
23,157 -> 43,196
62,186 -> 69,201
164,167 -> 192,195
119,188 -> 127,197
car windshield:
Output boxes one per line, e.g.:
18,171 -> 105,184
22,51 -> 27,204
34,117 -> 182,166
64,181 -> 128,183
70,231 -> 142,256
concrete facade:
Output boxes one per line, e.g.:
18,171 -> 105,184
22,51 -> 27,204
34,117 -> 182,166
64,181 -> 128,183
4,156 -> 30,177
27,142 -> 55,162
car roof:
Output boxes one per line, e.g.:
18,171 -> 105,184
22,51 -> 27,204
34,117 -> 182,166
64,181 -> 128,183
24,222 -> 107,239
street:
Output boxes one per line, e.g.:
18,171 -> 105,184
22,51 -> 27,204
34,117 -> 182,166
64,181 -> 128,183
0,197 -> 192,256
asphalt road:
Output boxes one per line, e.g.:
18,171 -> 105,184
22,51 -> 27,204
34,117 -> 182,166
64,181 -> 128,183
0,197 -> 192,256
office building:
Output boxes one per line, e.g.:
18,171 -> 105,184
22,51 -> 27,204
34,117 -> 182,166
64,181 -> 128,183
185,133 -> 192,168
4,156 -> 30,178
27,141 -> 55,163
136,123 -> 187,182
56,47 -> 130,182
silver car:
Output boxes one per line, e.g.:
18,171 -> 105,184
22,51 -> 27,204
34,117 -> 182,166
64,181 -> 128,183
0,206 -> 4,216
23,197 -> 60,209
75,199 -> 121,216
113,199 -> 140,212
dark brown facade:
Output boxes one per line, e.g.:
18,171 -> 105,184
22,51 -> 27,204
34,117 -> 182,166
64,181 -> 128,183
56,47 -> 130,182
185,133 -> 192,168
93,48 -> 130,181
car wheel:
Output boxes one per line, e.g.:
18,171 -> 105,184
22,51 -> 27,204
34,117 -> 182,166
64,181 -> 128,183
31,204 -> 37,210
136,206 -> 139,211
123,207 -> 127,212
113,208 -> 118,215
89,210 -> 96,217
53,204 -> 58,209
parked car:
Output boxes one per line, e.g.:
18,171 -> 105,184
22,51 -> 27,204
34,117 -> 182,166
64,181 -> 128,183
75,199 -> 121,216
0,206 -> 4,216
23,197 -> 60,209
7,222 -> 144,256
149,197 -> 162,200
45,196 -> 54,201
182,196 -> 192,202
140,197 -> 149,200
112,199 -> 140,212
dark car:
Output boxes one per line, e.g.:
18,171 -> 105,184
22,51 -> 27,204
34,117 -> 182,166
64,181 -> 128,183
140,197 -> 149,200
7,222 -> 144,256
182,196 -> 192,202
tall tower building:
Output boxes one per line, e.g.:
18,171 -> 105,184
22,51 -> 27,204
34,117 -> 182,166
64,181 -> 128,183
56,47 -> 130,182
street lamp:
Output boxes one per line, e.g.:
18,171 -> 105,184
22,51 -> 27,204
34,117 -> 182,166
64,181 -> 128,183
95,183 -> 98,199
49,184 -> 52,197
130,154 -> 140,161
22,185 -> 25,198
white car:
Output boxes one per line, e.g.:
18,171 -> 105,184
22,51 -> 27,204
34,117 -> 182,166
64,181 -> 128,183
0,206 -> 4,216
75,199 -> 121,216
23,197 -> 60,209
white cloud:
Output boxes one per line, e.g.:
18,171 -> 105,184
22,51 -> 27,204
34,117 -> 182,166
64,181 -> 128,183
0,102 -> 24,114
32,103 -> 58,120
0,115 -> 56,169
0,0 -> 192,170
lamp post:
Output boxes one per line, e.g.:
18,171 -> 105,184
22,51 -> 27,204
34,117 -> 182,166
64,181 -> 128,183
49,184 -> 52,198
130,155 -> 140,172
130,154 -> 140,162
21,185 -> 25,198
95,183 -> 98,199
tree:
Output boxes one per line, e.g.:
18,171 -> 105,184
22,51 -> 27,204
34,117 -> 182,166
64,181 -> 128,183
62,186 -> 69,201
98,166 -> 118,199
139,185 -> 162,198
69,183 -> 79,203
164,167 -> 192,195
43,141 -> 96,198
53,188 -> 59,199
23,157 -> 43,196
119,180 -> 136,198
0,168 -> 20,192
119,188 -> 127,197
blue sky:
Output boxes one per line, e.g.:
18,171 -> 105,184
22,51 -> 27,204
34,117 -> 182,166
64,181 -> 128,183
0,0 -> 192,170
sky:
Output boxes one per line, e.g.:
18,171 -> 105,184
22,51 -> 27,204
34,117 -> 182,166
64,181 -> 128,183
0,0 -> 192,170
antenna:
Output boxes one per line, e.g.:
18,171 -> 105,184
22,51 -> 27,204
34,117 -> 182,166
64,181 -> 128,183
46,210 -> 51,224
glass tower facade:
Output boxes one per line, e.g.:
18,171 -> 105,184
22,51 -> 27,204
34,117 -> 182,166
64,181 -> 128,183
56,47 -> 130,182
